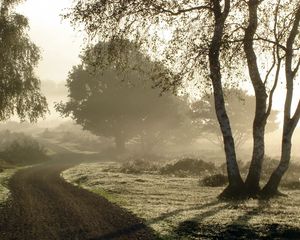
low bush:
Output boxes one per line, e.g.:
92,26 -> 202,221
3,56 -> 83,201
200,174 -> 228,187
160,158 -> 216,176
120,159 -> 159,174
0,139 -> 49,165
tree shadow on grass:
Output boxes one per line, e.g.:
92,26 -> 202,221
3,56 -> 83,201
91,200 -> 223,240
91,198 -> 300,240
219,199 -> 300,239
230,199 -> 270,225
160,199 -> 299,240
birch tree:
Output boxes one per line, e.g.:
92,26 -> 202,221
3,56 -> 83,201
261,0 -> 300,197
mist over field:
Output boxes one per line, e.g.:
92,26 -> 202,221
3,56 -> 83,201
1,0 -> 300,239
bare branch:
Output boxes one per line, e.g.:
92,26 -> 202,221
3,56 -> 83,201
254,36 -> 287,51
151,4 -> 213,16
292,57 -> 300,78
291,100 -> 300,131
266,57 -> 281,118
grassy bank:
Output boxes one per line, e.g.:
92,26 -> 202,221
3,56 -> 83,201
62,162 -> 300,239
0,168 -> 19,204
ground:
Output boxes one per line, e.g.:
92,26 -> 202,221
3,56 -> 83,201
63,161 -> 300,239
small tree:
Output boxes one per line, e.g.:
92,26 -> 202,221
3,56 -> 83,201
0,0 -> 47,121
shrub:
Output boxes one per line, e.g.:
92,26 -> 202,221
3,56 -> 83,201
160,158 -> 216,176
120,159 -> 159,174
200,174 -> 228,187
0,138 -> 49,165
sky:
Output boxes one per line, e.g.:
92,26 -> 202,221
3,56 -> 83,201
14,0 -> 299,125
15,0 -> 84,120
16,0 -> 84,83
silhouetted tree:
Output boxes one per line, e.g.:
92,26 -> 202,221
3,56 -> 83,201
56,40 -> 188,153
0,0 -> 47,121
191,89 -> 279,150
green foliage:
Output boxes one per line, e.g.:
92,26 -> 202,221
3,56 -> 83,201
160,158 -> 216,176
0,0 -> 47,122
56,39 -> 189,152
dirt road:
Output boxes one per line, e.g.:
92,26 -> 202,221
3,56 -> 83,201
0,155 -> 157,240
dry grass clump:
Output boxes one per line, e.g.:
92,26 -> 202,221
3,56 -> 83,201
160,158 -> 216,177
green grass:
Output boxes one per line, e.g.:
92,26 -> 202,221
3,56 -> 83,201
63,162 -> 300,239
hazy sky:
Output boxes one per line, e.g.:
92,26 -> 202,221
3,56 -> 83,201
16,0 -> 83,83
14,0 -> 299,121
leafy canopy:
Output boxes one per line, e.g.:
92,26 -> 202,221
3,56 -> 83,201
0,0 -> 47,121
56,40 -> 188,146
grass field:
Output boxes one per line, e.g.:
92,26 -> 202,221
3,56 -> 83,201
0,168 -> 18,204
63,161 -> 300,239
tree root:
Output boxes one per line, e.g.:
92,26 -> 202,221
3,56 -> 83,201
218,184 -> 248,201
259,188 -> 288,200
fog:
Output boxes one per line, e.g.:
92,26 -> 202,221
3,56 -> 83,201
1,0 -> 300,239
11,0 -> 299,161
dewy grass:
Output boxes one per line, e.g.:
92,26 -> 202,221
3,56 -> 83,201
0,168 -> 18,204
63,162 -> 300,238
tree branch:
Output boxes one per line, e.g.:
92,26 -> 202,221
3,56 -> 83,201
151,4 -> 213,16
266,57 -> 281,118
292,57 -> 300,78
291,100 -> 300,131
254,36 -> 287,51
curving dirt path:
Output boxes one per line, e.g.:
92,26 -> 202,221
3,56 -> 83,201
0,154 -> 157,240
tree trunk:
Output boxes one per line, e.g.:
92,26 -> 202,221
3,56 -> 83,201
262,5 -> 300,197
243,0 -> 268,197
261,132 -> 292,197
209,0 -> 245,199
244,109 -> 267,196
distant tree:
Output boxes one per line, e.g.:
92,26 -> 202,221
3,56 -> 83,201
0,0 -> 47,121
191,89 -> 280,150
56,40 -> 188,153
